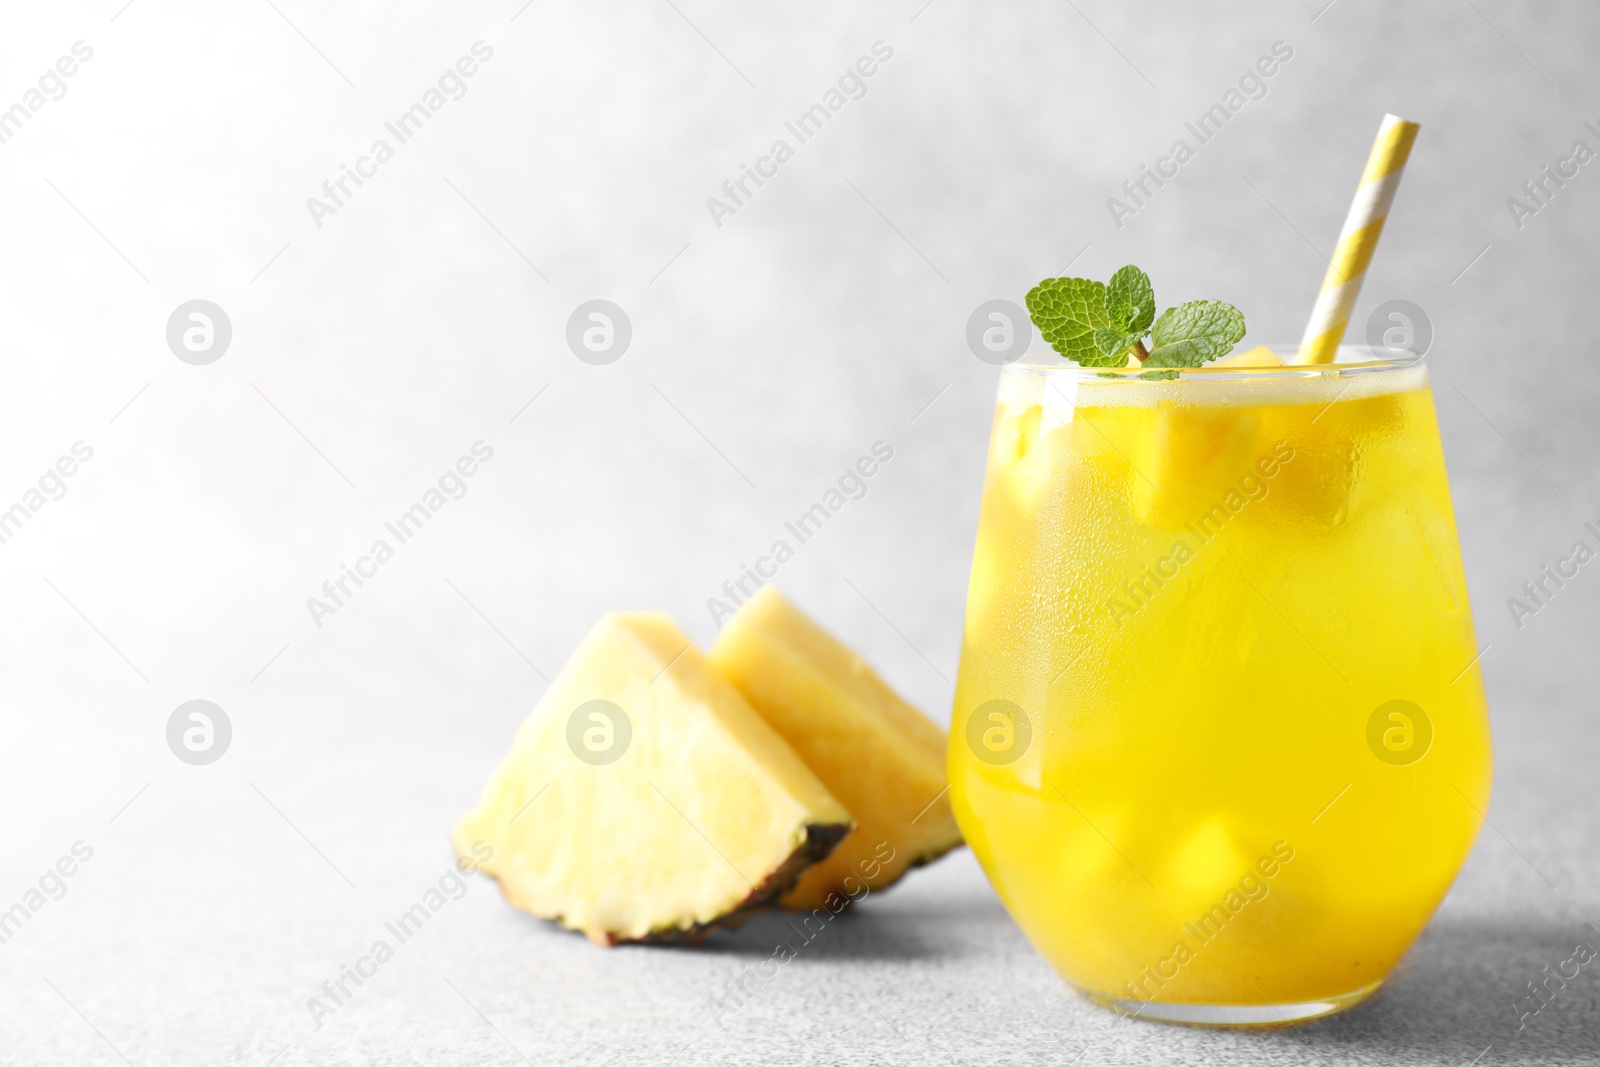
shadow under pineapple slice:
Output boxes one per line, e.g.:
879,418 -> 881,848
452,611 -> 852,945
709,588 -> 964,912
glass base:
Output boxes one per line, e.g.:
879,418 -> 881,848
1085,979 -> 1383,1029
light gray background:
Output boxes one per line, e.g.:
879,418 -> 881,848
0,1 -> 1595,1064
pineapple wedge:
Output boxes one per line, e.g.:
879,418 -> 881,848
1132,401 -> 1263,528
453,612 -> 852,945
709,588 -> 963,911
1214,344 -> 1285,367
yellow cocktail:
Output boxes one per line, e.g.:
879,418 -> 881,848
949,347 -> 1491,1026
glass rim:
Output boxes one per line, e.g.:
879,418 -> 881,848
1000,344 -> 1426,381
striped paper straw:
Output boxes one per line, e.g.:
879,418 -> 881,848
1295,113 -> 1421,365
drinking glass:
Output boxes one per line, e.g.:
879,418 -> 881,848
948,345 -> 1492,1026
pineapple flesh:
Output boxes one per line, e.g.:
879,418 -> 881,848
453,611 -> 853,945
708,588 -> 964,911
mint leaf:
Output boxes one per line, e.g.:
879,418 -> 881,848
1146,300 -> 1246,368
1093,326 -> 1144,363
1025,278 -> 1122,366
1105,265 -> 1154,335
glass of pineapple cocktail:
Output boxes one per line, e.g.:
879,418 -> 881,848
947,344 -> 1491,1026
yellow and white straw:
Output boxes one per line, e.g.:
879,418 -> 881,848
1295,113 -> 1420,364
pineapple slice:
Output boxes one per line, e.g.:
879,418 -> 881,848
708,588 -> 963,911
453,612 -> 852,945
1214,345 -> 1284,367
1132,401 -> 1263,529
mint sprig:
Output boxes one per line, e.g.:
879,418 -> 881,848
1025,264 -> 1245,376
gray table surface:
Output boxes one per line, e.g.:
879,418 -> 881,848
3,688 -> 1594,1067
3,1 -> 1599,1064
